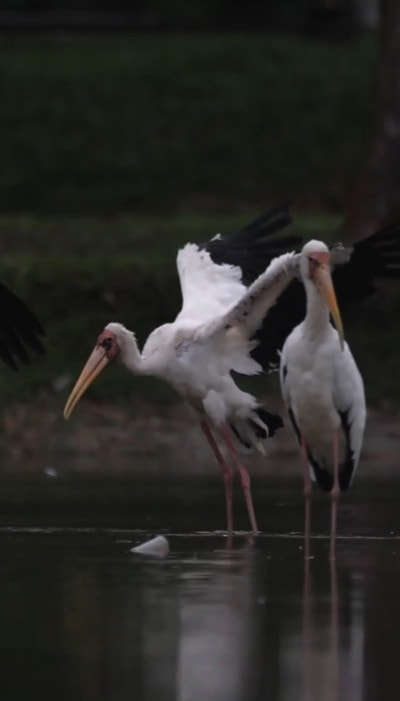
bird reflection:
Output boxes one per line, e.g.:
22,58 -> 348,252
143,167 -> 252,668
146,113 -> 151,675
301,544 -> 339,701
330,559 -> 339,701
302,553 -> 312,701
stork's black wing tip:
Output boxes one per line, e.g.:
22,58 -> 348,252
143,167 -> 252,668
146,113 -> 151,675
199,202 -> 300,286
0,283 -> 46,371
235,202 -> 294,241
353,219 -> 400,279
333,218 -> 400,305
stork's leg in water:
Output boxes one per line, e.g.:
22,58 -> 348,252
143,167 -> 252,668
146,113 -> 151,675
200,420 -> 234,536
218,423 -> 259,534
330,429 -> 340,561
300,436 -> 312,560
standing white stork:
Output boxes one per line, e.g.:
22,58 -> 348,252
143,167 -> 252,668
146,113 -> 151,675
279,240 -> 366,560
63,205 -> 400,535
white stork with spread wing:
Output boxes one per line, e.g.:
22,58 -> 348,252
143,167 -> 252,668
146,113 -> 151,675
64,241 -> 300,535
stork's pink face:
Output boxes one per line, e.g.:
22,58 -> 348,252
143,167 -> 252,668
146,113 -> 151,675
63,329 -> 121,420
307,250 -> 330,277
97,329 -> 121,360
307,249 -> 344,349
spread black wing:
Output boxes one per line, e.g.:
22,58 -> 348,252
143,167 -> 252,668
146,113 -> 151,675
253,219 -> 400,371
0,284 -> 45,370
200,203 -> 301,285
332,219 -> 400,308
202,209 -> 400,373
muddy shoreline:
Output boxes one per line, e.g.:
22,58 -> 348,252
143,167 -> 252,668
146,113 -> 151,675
0,395 -> 398,480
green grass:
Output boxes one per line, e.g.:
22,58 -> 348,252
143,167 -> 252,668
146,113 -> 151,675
0,34 -> 377,214
0,209 -> 398,411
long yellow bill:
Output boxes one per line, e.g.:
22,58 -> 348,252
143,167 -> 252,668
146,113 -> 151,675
64,346 -> 110,420
314,263 -> 345,350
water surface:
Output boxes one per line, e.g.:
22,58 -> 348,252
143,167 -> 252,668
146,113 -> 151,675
0,478 -> 399,701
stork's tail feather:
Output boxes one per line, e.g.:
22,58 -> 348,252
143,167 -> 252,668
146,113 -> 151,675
253,407 -> 284,438
230,424 -> 252,450
230,407 -> 284,452
338,454 -> 357,491
338,469 -> 352,491
306,447 -> 334,492
307,447 -> 355,492
311,466 -> 334,492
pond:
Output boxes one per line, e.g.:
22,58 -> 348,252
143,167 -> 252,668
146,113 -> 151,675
0,474 -> 399,701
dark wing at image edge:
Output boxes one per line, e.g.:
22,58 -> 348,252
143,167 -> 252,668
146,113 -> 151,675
332,219 -> 400,307
0,284 -> 45,370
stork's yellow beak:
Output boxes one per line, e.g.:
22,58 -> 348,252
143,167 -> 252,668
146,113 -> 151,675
313,262 -> 345,351
64,346 -> 110,420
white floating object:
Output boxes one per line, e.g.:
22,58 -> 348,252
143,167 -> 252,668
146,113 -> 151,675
130,535 -> 169,558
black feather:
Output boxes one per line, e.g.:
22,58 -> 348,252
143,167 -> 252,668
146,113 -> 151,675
254,407 -> 284,437
332,219 -> 400,308
230,424 -> 252,449
201,203 -> 301,286
230,407 -> 283,449
288,408 -> 301,443
0,283 -> 45,371
307,451 -> 334,492
338,409 -> 356,491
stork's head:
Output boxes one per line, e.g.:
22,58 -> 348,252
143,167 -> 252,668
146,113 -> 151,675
301,240 -> 344,350
63,323 -> 126,420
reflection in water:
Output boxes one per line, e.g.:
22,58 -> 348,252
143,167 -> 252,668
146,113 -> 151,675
297,548 -> 365,701
59,538 -> 259,701
176,542 -> 255,701
300,556 -> 341,701
0,491 -> 399,701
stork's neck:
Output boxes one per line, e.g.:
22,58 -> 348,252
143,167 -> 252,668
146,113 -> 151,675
120,334 -> 151,375
303,279 -> 331,339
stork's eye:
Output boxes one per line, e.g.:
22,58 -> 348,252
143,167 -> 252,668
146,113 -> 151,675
308,255 -> 320,270
101,337 -> 113,351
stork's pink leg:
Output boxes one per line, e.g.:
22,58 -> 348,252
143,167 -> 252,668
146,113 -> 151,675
300,436 -> 312,560
330,429 -> 340,561
199,420 -> 234,536
218,423 -> 259,534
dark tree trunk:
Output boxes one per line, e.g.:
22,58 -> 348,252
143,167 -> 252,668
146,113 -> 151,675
345,0 -> 400,240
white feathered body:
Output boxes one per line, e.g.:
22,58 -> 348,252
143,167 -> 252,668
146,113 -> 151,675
110,243 -> 299,450
139,322 -> 258,421
280,283 -> 366,486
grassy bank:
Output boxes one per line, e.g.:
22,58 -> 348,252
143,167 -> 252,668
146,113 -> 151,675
1,34 -> 376,214
0,210 -> 399,412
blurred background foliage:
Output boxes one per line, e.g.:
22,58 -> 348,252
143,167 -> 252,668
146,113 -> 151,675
0,0 -> 399,410
0,35 -> 376,214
